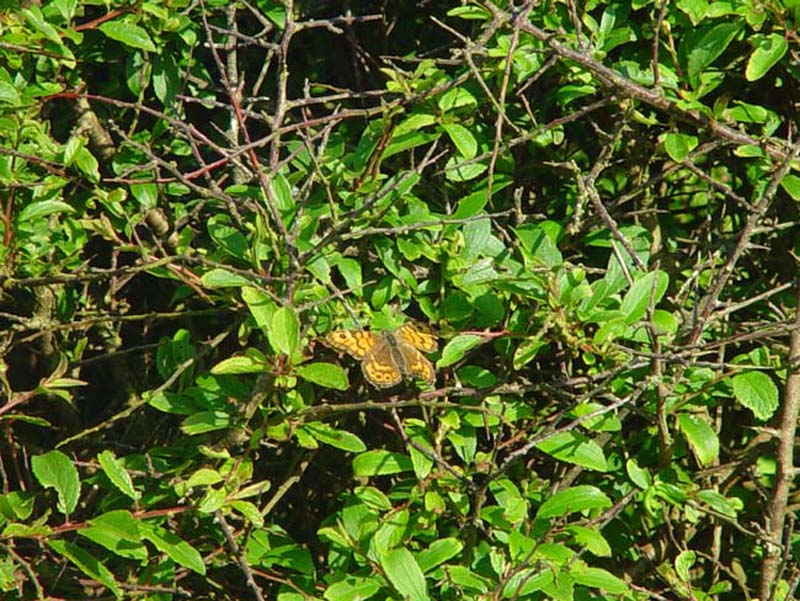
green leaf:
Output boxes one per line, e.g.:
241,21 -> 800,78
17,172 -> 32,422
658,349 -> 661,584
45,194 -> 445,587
245,529 -> 313,573
536,432 -> 608,472
676,0 -> 708,26
453,190 -> 489,220
230,480 -> 271,502
241,287 -> 275,330
352,450 -> 413,476
263,3 -> 286,28
780,174 -> 800,201
443,565 -> 489,592
488,478 -> 528,524
22,7 -> 63,44
73,147 -> 100,182
0,414 -> 51,428
537,485 -> 612,519
333,258 -> 363,295
696,490 -> 741,518
302,422 -> 367,452
408,432 -> 434,480
438,86 -> 477,112
447,5 -> 492,20
369,508 -> 409,557
80,510 -> 148,561
269,306 -> 299,355
462,216 -> 492,260
324,578 -> 382,601
353,486 -> 393,511
86,511 -> 142,542
352,121 -> 384,170
683,23 -> 740,88
731,371 -> 779,420
626,458 -> 652,489
31,451 -> 80,517
723,101 -> 772,124
380,547 -> 428,601
51,0 -> 78,21
295,362 -> 349,390
212,353 -> 267,375
416,538 -> 464,572
445,155 -> 486,182
0,80 -> 21,105
99,21 -> 157,52
653,482 -> 689,506
3,523 -> 51,538
678,414 -> 719,466
514,223 -> 563,267
513,336 -> 547,370
620,270 -> 669,324
572,402 -> 621,432
208,218 -> 248,258
18,201 -> 74,222
180,411 -> 232,435
97,451 -> 140,501
745,33 -> 788,82
502,566 -> 559,598
383,130 -> 440,160
270,172 -> 295,216
442,123 -> 477,158
153,53 -> 180,105
63,135 -> 85,166
662,132 -> 698,162
186,468 -> 223,487
675,550 -> 696,581
229,500 -> 264,527
198,487 -> 228,513
201,268 -> 250,288
565,525 -> 612,557
47,539 -> 122,598
140,523 -> 206,575
438,334 -> 482,368
0,491 -> 35,521
570,562 -> 629,594
734,144 -> 766,158
394,112 -> 437,136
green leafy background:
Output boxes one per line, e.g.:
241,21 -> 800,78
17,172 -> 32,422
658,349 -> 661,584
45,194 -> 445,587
0,0 -> 798,599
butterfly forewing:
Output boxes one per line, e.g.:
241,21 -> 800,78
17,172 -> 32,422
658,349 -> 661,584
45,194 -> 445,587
326,330 -> 379,359
395,323 -> 438,353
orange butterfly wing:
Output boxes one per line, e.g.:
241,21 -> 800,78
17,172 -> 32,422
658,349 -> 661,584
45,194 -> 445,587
327,325 -> 437,388
394,323 -> 438,353
326,330 -> 379,359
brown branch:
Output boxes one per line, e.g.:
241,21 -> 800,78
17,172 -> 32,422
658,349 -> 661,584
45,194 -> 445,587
73,5 -> 137,32
216,511 -> 265,601
759,283 -> 800,599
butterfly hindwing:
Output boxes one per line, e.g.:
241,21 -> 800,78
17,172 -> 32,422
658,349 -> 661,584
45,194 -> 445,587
361,337 -> 403,387
397,342 -> 435,385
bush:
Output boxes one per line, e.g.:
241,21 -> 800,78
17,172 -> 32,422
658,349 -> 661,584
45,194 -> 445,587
1,0 -> 798,599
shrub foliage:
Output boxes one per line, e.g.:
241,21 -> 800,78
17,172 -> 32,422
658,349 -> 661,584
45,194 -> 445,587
1,0 -> 799,599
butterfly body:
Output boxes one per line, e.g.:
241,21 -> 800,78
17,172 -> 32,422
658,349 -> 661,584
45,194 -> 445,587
326,324 -> 437,388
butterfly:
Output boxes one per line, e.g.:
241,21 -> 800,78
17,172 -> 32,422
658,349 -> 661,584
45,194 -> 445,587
326,323 -> 438,388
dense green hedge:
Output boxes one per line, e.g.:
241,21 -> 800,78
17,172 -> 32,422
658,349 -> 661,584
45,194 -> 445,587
1,0 -> 799,599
